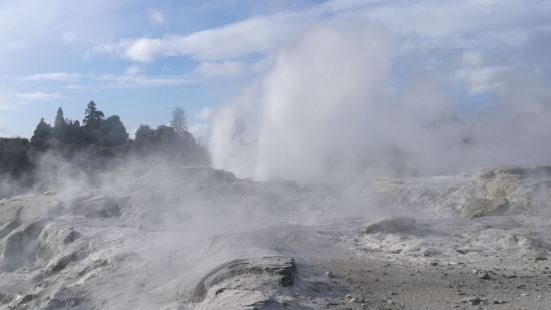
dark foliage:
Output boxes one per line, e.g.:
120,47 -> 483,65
1,102 -> 211,192
98,115 -> 128,147
30,118 -> 53,151
83,101 -> 104,130
0,138 -> 32,177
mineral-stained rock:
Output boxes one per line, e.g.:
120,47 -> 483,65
480,166 -> 551,181
462,197 -> 509,218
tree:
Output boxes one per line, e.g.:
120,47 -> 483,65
83,101 -> 104,130
30,118 -> 53,150
134,125 -> 156,146
169,106 -> 187,135
155,125 -> 179,144
97,115 -> 128,146
53,107 -> 67,141
0,138 -> 32,177
64,120 -> 85,145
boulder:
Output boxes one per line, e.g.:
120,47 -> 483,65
193,256 -> 296,309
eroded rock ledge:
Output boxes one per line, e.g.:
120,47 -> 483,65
193,256 -> 297,309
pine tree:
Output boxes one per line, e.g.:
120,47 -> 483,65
54,107 -> 66,128
53,107 -> 67,141
83,101 -> 104,130
169,106 -> 187,135
30,118 -> 53,150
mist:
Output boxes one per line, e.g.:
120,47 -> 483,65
209,17 -> 551,184
2,1 -> 551,309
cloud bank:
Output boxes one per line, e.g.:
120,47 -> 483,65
206,1 -> 551,184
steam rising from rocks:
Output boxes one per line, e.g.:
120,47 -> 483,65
209,18 -> 551,184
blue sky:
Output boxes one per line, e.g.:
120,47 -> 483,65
1,0 -> 550,140
0,0 -> 324,137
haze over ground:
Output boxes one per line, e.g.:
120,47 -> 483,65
1,0 -> 550,183
1,2 -> 551,309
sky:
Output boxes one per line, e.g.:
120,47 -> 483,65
0,0 -> 324,138
0,0 -> 550,143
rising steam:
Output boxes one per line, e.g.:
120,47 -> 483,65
209,18 -> 551,184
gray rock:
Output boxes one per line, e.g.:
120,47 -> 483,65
479,272 -> 492,280
72,195 -> 122,218
0,217 -> 21,239
365,217 -> 430,235
9,294 -> 36,307
462,296 -> 487,305
193,256 -> 296,309
2,217 -> 49,272
41,287 -> 86,310
192,256 -> 296,302
45,251 -> 81,275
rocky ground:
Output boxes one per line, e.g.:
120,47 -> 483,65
0,166 -> 550,309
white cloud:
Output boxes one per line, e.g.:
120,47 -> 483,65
13,92 -> 65,100
121,38 -> 163,62
357,0 -> 551,43
19,69 -> 200,90
462,52 -> 484,67
102,13 -> 302,62
0,0 -> 132,55
6,42 -> 29,52
193,61 -> 245,78
61,32 -> 77,43
457,51 -> 508,94
0,92 -> 66,110
97,74 -> 197,88
20,72 -> 81,82
124,65 -> 142,75
93,0 -> 551,70
150,8 -> 167,25
65,84 -> 83,90
458,66 -> 508,94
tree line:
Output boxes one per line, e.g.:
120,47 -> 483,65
0,101 -> 209,185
